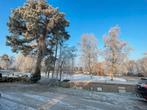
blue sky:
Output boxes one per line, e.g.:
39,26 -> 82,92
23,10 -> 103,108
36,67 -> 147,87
0,0 -> 147,60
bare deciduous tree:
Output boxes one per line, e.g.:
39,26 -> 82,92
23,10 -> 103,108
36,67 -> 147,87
136,53 -> 147,76
0,54 -> 10,70
103,26 -> 131,80
14,54 -> 35,72
80,34 -> 98,77
57,45 -> 77,81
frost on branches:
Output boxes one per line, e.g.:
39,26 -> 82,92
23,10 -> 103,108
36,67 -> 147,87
103,26 -> 131,80
6,0 -> 70,82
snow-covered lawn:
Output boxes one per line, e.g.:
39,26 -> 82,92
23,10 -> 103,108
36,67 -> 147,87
1,70 -> 138,84
38,73 -> 138,85
62,74 -> 127,82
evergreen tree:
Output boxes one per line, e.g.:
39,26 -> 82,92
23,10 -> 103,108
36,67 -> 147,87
6,0 -> 70,82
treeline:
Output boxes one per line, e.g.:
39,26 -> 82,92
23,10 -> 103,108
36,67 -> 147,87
0,45 -> 77,80
78,26 -> 147,79
2,0 -> 147,82
1,25 -> 147,80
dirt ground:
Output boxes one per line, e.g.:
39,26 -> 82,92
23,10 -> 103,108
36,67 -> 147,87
0,83 -> 147,110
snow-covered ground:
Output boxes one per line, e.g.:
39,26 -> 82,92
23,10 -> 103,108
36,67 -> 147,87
41,73 -> 128,82
61,74 -> 127,82
1,70 -> 138,84
0,70 -> 31,77
0,83 -> 146,110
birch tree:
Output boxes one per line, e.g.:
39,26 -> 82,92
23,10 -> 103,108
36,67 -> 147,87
80,34 -> 98,77
103,26 -> 131,80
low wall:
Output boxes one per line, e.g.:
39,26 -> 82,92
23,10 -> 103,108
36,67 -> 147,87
61,81 -> 136,93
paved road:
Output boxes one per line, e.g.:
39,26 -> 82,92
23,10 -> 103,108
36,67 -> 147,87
0,83 -> 147,110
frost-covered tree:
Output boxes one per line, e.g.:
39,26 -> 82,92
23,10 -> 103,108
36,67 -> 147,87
56,45 -> 76,80
6,0 -> 69,82
126,60 -> 138,75
103,26 -> 131,80
14,54 -> 36,72
137,53 -> 147,76
0,54 -> 10,69
80,34 -> 98,76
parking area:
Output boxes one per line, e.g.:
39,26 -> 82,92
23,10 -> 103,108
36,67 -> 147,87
0,83 -> 147,110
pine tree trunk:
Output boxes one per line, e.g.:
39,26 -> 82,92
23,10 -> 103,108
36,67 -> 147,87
52,42 -> 58,78
59,68 -> 62,81
31,50 -> 42,83
59,62 -> 63,81
31,35 -> 45,83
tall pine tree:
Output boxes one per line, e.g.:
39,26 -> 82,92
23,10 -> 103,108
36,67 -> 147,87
6,0 -> 70,82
